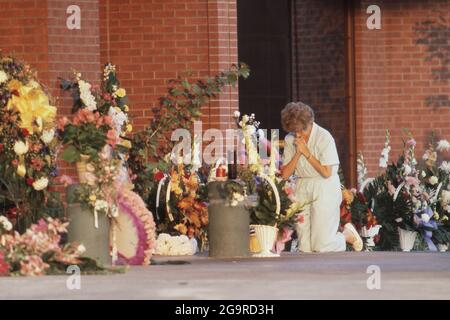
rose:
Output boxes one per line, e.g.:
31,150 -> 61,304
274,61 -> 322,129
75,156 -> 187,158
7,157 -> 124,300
14,141 -> 28,155
154,171 -> 165,182
115,88 -> 126,98
22,128 -> 30,137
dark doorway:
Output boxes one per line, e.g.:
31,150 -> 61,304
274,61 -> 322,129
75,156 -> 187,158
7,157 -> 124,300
237,0 -> 292,137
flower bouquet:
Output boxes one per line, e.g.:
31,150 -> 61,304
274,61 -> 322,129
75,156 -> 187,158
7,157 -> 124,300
0,216 -> 115,276
152,161 -> 209,254
0,54 -> 60,230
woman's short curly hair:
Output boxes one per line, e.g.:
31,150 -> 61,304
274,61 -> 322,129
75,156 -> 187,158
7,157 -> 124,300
281,101 -> 315,133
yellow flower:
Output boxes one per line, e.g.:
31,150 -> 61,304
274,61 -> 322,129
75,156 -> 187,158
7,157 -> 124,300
115,88 -> 126,98
7,79 -> 22,92
174,223 -> 188,235
120,140 -> 132,149
114,107 -> 122,114
126,124 -> 133,133
342,189 -> 354,205
89,195 -> 97,202
7,80 -> 56,134
17,164 -> 26,177
124,105 -> 129,112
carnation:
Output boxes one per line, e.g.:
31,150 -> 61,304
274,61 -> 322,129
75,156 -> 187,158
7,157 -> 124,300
437,140 -> 450,152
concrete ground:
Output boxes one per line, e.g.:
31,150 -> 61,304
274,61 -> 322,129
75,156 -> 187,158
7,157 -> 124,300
1,251 -> 450,300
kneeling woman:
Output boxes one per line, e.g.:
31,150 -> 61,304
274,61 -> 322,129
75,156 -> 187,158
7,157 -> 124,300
280,102 -> 362,252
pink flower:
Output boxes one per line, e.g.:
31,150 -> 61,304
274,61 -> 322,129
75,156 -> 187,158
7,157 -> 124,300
406,139 -> 416,148
59,175 -> 74,187
106,129 -> 118,146
405,176 -> 419,187
296,214 -> 305,224
103,115 -> 113,127
57,117 -> 69,131
284,187 -> 294,196
274,227 -> 294,254
387,181 -> 396,196
102,93 -> 111,101
19,255 -> 49,276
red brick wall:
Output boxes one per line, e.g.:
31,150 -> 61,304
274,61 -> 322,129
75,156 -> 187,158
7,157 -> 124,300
0,0 -> 50,81
1,0 -> 238,179
355,0 -> 450,177
0,0 -> 101,178
291,0 -> 350,181
99,0 -> 238,133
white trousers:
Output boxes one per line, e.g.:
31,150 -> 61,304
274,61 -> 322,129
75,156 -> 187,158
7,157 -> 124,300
294,175 -> 346,252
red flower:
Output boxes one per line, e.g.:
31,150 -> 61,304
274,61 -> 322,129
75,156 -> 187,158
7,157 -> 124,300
26,178 -> 34,186
0,251 -> 10,276
11,159 -> 18,166
22,128 -> 30,137
0,144 -> 3,152
154,171 -> 165,182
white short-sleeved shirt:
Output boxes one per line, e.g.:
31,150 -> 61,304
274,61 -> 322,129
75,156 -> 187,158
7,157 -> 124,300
282,122 -> 340,178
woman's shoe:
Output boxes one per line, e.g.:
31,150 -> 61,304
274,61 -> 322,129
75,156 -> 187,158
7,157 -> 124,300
344,223 -> 363,252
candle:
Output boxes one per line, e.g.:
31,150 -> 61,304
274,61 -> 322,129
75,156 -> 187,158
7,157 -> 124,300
269,132 -> 278,177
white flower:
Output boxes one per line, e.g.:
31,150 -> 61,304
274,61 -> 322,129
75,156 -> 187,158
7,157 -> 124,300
421,213 -> 430,223
440,161 -> 450,173
0,70 -> 8,84
379,158 -> 388,169
78,80 -> 97,111
0,216 -> 12,231
41,129 -> 55,145
32,177 -> 49,191
403,164 -> 412,175
77,244 -> 86,254
421,170 -> 427,178
437,140 -> 450,152
94,200 -> 109,214
108,107 -> 128,134
429,176 -> 439,185
395,218 -> 403,223
233,111 -> 240,118
14,141 -> 28,155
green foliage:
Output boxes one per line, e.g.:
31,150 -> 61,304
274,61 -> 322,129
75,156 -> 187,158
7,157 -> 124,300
59,122 -> 109,163
250,178 -> 304,229
128,63 -> 250,201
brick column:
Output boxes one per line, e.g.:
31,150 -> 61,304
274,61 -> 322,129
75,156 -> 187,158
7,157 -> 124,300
205,0 -> 238,131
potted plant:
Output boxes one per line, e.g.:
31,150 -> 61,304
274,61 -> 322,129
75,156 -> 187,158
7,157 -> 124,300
249,176 -> 306,257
